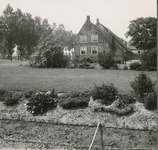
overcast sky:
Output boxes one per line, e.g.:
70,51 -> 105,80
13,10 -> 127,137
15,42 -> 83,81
0,0 -> 156,40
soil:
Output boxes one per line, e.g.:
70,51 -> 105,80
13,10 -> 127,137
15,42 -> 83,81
0,97 -> 157,149
0,120 -> 157,150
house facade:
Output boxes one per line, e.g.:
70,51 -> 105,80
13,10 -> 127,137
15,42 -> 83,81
73,16 -> 132,60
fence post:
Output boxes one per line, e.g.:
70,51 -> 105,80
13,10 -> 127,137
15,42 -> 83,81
88,121 -> 100,150
100,123 -> 104,150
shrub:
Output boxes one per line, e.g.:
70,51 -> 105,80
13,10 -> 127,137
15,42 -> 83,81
79,62 -> 95,69
58,91 -> 90,109
140,47 -> 157,70
3,92 -> 19,106
129,61 -> 142,70
144,91 -> 157,110
123,65 -> 128,70
130,72 -> 156,100
71,56 -> 97,69
90,82 -> 118,105
116,94 -> 136,109
24,90 -> 34,98
0,89 -> 7,101
27,90 -> 57,115
29,47 -> 69,68
98,52 -> 117,69
136,65 -> 157,71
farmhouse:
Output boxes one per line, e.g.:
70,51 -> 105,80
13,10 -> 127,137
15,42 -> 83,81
73,16 -> 133,60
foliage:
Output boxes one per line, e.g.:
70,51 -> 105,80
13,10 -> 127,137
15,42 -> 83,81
79,62 -> 95,69
138,47 -> 157,70
129,61 -> 142,70
144,91 -> 157,110
125,17 -> 157,50
98,52 -> 117,69
71,56 -> 97,69
0,89 -> 7,101
116,94 -> 136,109
90,82 -> 118,105
0,4 -> 16,61
3,92 -> 20,106
27,90 -> 57,115
123,65 -> 128,70
58,91 -> 90,109
130,72 -> 156,100
0,4 -> 76,60
29,47 -> 70,68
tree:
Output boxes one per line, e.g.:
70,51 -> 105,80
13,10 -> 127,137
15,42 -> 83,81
125,17 -> 156,50
0,4 -> 16,61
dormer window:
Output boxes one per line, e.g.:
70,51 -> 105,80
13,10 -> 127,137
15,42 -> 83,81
80,35 -> 87,43
91,35 -> 98,43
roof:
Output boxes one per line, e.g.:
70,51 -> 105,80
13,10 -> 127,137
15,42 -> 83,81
95,22 -> 131,52
75,16 -> 131,53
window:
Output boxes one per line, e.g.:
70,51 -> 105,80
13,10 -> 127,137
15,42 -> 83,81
80,35 -> 87,43
91,46 -> 98,55
80,47 -> 87,55
91,35 -> 98,43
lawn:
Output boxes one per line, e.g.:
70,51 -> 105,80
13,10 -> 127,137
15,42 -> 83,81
0,60 -> 157,94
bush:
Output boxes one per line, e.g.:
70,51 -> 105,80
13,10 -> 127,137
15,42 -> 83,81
129,61 -> 142,70
29,47 -> 69,68
116,94 -> 136,109
90,82 -> 118,105
3,92 -> 19,106
79,62 -> 95,69
123,65 -> 128,70
136,65 -> 157,71
0,89 -> 7,101
71,56 -> 97,69
144,91 -> 157,110
58,91 -> 90,109
140,47 -> 157,70
27,90 -> 57,115
130,72 -> 156,100
98,52 -> 117,69
24,90 -> 34,98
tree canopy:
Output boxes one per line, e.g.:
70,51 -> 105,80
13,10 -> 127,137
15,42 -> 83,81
0,4 -> 76,61
125,17 -> 157,50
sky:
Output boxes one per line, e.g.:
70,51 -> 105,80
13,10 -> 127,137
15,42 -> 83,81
0,0 -> 156,41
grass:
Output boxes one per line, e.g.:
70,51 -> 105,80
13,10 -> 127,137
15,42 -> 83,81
0,60 -> 157,94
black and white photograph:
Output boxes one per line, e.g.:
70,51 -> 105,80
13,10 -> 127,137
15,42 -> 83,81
0,0 -> 157,149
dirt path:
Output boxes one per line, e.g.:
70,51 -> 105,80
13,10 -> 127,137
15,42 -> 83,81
0,119 -> 157,150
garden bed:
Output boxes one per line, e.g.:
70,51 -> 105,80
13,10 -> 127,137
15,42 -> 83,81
0,90 -> 157,149
0,96 -> 157,131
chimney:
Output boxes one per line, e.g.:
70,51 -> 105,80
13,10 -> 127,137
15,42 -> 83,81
96,18 -> 99,24
87,15 -> 90,22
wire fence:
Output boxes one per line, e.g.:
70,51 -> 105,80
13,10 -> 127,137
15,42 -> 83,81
0,118 -> 157,150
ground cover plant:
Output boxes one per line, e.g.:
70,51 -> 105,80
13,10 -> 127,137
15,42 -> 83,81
58,91 -> 90,109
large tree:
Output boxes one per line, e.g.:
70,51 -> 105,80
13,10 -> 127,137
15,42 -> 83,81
125,17 -> 156,50
0,4 -> 17,61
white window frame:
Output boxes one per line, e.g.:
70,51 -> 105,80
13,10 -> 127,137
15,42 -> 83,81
91,35 -> 98,43
80,35 -> 87,43
91,46 -> 98,55
80,46 -> 87,55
